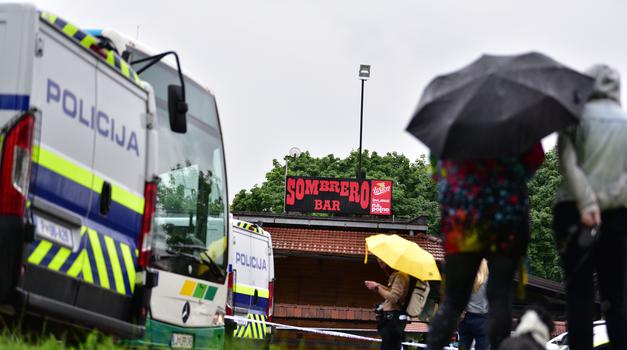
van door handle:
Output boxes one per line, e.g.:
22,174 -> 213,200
100,181 -> 112,215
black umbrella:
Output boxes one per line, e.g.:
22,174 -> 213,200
406,52 -> 595,159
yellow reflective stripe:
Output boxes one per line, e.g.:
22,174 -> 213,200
28,240 -> 52,265
61,23 -> 79,37
67,250 -> 84,278
120,61 -> 130,77
234,284 -> 269,298
111,185 -> 144,214
104,236 -> 125,295
88,229 -> 110,289
251,315 -> 258,339
75,228 -> 92,281
33,146 -> 93,190
235,324 -> 245,338
132,71 -> 141,85
34,146 -> 143,213
91,176 -> 103,194
79,35 -> 97,50
120,243 -> 136,291
48,247 -> 71,271
106,51 -> 116,67
47,14 -> 58,24
82,249 -> 94,283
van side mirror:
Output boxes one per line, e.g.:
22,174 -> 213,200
168,85 -> 188,133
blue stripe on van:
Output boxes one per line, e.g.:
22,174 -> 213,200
31,164 -> 142,239
32,164 -> 91,217
0,94 -> 29,110
89,194 -> 142,240
233,292 -> 269,312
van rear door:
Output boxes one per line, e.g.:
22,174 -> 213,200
16,13 -> 146,337
20,12 -> 98,306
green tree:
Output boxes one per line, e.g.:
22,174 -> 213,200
232,148 -> 564,281
528,148 -> 563,281
231,150 -> 440,233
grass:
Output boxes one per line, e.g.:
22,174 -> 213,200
0,330 -> 127,350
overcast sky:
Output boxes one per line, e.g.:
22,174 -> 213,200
31,0 -> 627,200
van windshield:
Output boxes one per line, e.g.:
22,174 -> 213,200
132,50 -> 228,283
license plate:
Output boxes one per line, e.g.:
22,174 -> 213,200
33,215 -> 73,248
171,333 -> 194,349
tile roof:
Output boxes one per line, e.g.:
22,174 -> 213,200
265,226 -> 445,261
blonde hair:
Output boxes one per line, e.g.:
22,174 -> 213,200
472,259 -> 489,293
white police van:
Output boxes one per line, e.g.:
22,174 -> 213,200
225,219 -> 275,346
0,3 -> 165,337
0,4 -> 229,343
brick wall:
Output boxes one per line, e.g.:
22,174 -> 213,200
275,255 -> 385,308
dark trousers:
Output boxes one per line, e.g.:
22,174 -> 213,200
378,311 -> 407,350
459,312 -> 488,350
553,202 -> 627,350
427,253 -> 519,350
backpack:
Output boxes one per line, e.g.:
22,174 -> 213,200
403,276 -> 430,317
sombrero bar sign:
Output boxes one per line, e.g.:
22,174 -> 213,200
285,176 -> 392,215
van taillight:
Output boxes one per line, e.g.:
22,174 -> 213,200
226,269 -> 234,316
0,114 -> 35,217
266,279 -> 274,321
137,181 -> 157,269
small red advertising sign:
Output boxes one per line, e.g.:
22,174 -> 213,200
369,180 -> 393,215
284,176 -> 392,216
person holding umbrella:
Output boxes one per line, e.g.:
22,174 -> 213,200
365,234 -> 442,350
365,258 -> 410,350
553,64 -> 627,350
405,53 -> 595,350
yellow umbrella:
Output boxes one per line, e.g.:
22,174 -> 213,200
365,234 -> 441,281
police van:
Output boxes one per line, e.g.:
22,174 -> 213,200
0,3 -> 163,337
0,3 -> 229,343
225,219 -> 275,346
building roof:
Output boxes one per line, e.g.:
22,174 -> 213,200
266,226 -> 445,261
234,212 -> 428,231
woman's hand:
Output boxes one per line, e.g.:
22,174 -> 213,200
364,280 -> 379,291
581,208 -> 601,227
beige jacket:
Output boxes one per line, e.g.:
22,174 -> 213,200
379,271 -> 409,311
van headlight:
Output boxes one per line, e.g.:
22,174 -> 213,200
212,311 -> 225,326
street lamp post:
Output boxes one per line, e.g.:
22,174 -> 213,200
283,147 -> 301,213
357,64 -> 370,179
